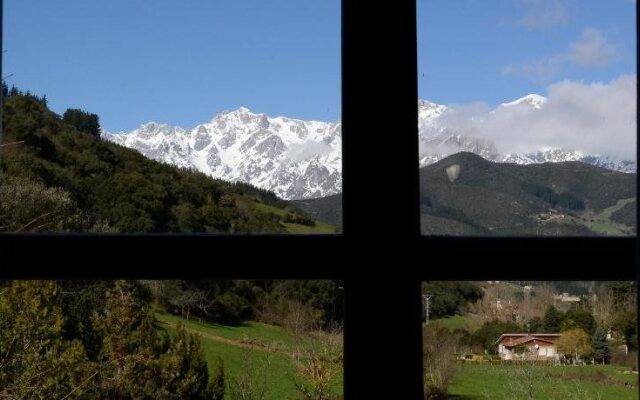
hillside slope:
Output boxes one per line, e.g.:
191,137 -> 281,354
292,193 -> 342,227
0,94 -> 330,233
420,152 -> 636,235
295,152 -> 636,236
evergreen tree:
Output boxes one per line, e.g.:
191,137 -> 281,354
542,306 -> 563,333
63,108 -> 101,136
611,310 -> 638,351
469,319 -> 523,354
561,307 -> 596,335
209,357 -> 226,400
421,281 -> 484,319
527,316 -> 544,333
591,327 -> 611,364
8,85 -> 19,96
0,281 -> 89,399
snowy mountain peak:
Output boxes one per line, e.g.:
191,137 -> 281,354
418,99 -> 447,123
103,95 -> 634,201
104,108 -> 342,200
500,94 -> 547,109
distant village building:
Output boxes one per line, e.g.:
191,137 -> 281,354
496,334 -> 562,361
553,292 -> 581,302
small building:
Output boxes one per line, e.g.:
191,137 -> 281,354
496,333 -> 561,361
553,292 -> 581,302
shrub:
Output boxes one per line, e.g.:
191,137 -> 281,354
423,325 -> 462,399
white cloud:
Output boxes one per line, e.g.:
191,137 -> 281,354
520,0 -> 568,29
568,29 -> 619,67
437,75 -> 637,160
504,29 -> 619,82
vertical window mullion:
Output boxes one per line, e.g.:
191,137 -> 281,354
342,0 -> 424,398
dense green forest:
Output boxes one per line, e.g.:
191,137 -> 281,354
0,279 -> 344,399
0,87 -> 330,233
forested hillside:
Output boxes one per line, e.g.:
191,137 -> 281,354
0,89 -> 331,233
420,152 -> 636,235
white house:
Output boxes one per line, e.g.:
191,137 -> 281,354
553,293 -> 581,302
496,333 -> 561,361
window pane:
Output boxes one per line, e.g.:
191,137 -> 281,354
0,279 -> 345,398
418,1 -> 636,236
422,280 -> 638,398
1,1 -> 341,234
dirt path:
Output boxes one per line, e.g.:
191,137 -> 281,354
157,319 -> 289,355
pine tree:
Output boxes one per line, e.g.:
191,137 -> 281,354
209,357 -> 226,400
542,306 -> 563,333
0,281 -> 90,399
591,327 -> 610,364
63,108 -> 101,137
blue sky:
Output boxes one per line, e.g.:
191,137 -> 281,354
3,0 -> 340,131
3,1 -> 635,132
418,0 -> 637,107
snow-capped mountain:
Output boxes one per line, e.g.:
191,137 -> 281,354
417,95 -> 636,174
499,93 -> 547,109
103,94 -> 635,200
103,108 -> 341,200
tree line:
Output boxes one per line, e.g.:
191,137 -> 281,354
145,280 -> 344,329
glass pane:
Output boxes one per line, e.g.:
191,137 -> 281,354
0,279 -> 344,398
418,1 -> 636,236
422,280 -> 638,398
1,1 -> 341,234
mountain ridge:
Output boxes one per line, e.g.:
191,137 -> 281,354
296,152 -> 636,236
103,95 -> 636,200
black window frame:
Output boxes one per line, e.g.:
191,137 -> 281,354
0,1 -> 637,399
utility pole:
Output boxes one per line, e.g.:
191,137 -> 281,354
423,294 -> 433,325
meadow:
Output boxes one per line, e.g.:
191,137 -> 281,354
448,363 -> 638,400
156,311 -> 344,400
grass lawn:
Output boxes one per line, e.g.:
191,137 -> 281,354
156,312 -> 343,400
156,310 -> 295,348
248,201 -> 337,234
448,363 -> 638,400
429,315 -> 483,333
562,198 -> 636,236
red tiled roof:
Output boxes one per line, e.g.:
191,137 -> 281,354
506,336 -> 556,347
496,333 -> 561,345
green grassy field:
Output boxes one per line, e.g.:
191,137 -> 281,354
249,201 -> 337,234
156,312 -> 343,400
428,315 -> 482,333
562,198 -> 636,236
157,310 -> 295,347
448,363 -> 639,400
